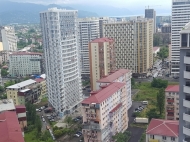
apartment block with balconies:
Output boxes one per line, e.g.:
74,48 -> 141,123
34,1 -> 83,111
165,85 -> 179,120
179,22 -> 190,142
89,38 -> 116,91
103,19 -> 153,76
81,82 -> 128,142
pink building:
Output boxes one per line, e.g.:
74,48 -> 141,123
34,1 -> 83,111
96,69 -> 132,109
81,82 -> 129,142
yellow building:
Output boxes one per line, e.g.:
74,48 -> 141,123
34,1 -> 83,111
34,78 -> 47,99
6,79 -> 41,105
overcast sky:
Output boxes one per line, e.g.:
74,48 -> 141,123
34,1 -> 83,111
11,0 -> 171,8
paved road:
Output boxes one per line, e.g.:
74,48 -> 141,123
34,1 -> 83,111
127,101 -> 146,142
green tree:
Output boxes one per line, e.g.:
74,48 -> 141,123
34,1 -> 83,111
131,78 -> 135,88
64,116 -> 73,126
113,131 -> 131,142
151,78 -> 168,88
1,69 -> 8,77
157,88 -> 165,115
4,80 -> 16,88
146,108 -> 160,120
54,129 -> 63,138
157,47 -> 169,63
0,86 -> 4,92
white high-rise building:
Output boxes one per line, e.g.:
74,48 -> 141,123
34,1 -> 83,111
40,8 -> 83,117
78,18 -> 100,76
171,0 -> 190,76
0,26 -> 17,51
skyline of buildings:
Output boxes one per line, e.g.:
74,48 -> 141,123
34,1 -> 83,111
40,8 -> 83,117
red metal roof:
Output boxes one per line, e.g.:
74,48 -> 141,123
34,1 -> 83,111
165,85 -> 179,92
82,82 -> 125,104
146,119 -> 179,137
90,37 -> 114,43
0,111 -> 24,142
153,47 -> 160,52
10,52 -> 42,56
97,69 -> 130,83
34,78 -> 45,83
110,103 -> 122,113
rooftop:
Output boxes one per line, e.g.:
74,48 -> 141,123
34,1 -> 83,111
40,74 -> 46,79
165,85 -> 179,92
19,89 -> 30,93
97,69 -> 130,83
6,79 -> 36,89
91,37 -> 114,43
0,111 -> 24,142
10,51 -> 42,56
146,119 -> 179,137
0,99 -> 15,112
34,78 -> 45,83
153,47 -> 160,52
81,82 -> 125,104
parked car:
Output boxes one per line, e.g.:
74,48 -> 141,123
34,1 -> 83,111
36,109 -> 39,112
50,119 -> 55,122
42,118 -> 45,122
75,131 -> 82,137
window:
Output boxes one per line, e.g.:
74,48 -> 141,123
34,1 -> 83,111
162,136 -> 166,140
171,137 -> 175,141
150,135 -> 154,139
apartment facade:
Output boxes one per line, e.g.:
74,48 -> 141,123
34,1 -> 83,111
165,85 -> 179,120
9,52 -> 42,77
0,51 -> 10,65
81,82 -> 128,142
89,38 -> 116,91
97,69 -> 132,110
34,78 -> 47,99
145,9 -> 156,33
171,0 -> 190,76
78,18 -> 100,76
146,119 -> 179,142
99,17 -> 110,38
103,19 -> 153,76
6,79 -> 41,105
0,26 -> 17,51
179,22 -> 190,142
40,8 -> 82,117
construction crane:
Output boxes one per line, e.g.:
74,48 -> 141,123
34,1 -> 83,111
145,5 -> 161,9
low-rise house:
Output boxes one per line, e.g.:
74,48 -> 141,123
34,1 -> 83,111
153,47 -> 160,57
81,82 -> 129,142
146,119 -> 179,142
165,85 -> 179,120
6,79 -> 41,105
0,111 -> 25,142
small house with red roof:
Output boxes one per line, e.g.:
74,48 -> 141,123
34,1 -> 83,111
146,119 -> 179,142
153,47 -> 160,57
165,85 -> 179,120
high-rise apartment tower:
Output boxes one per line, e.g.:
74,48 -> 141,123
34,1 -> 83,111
145,9 -> 156,33
40,8 -> 82,117
171,0 -> 190,76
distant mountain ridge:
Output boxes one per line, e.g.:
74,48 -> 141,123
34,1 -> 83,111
0,1 -> 98,25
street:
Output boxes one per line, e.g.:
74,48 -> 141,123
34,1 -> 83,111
127,101 -> 147,142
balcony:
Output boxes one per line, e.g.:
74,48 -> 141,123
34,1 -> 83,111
184,85 -> 190,94
184,71 -> 190,79
184,56 -> 190,64
183,126 -> 190,136
82,123 -> 101,130
183,99 -> 190,108
183,112 -> 190,122
167,109 -> 174,112
167,99 -> 174,103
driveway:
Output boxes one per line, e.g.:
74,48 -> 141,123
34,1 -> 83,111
127,101 -> 146,142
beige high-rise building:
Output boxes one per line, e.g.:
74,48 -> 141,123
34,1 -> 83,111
89,38 -> 116,91
103,19 -> 153,76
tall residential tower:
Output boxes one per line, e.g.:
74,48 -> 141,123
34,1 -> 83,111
179,22 -> 190,142
103,19 -> 153,77
145,9 -> 156,33
40,8 -> 82,117
171,0 -> 190,76
78,18 -> 100,77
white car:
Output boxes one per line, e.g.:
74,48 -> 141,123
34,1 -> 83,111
42,118 -> 45,122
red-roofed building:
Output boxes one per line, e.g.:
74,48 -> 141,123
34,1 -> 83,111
146,119 -> 179,142
0,111 -> 25,142
81,82 -> 129,142
153,47 -> 160,57
89,37 -> 116,91
165,85 -> 179,120
96,69 -> 132,109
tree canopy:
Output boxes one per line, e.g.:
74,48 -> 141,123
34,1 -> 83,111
157,47 -> 169,60
151,78 -> 168,88
157,88 -> 165,115
1,69 -> 8,77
